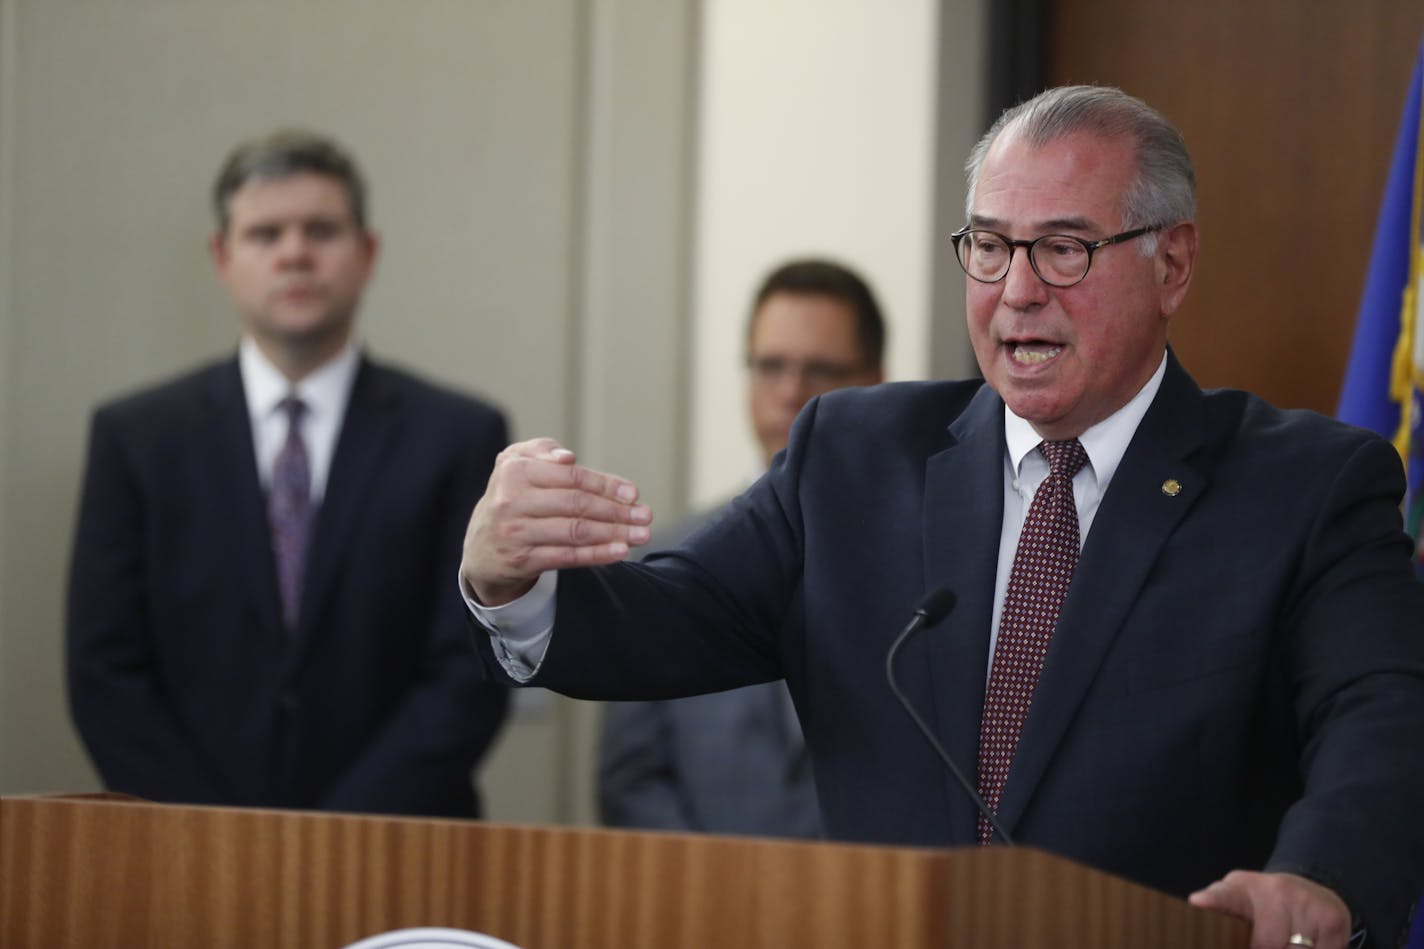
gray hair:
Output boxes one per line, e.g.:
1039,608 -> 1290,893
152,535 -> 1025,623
964,85 -> 1196,253
212,129 -> 368,233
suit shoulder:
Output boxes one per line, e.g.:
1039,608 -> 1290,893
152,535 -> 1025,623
363,359 -> 508,429
1200,386 -> 1387,463
1189,386 -> 1408,508
784,379 -> 988,470
91,358 -> 235,430
815,378 -> 986,433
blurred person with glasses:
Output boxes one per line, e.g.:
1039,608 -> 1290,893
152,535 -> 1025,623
599,259 -> 884,838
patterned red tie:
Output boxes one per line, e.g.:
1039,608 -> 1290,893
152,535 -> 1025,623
268,396 -> 312,630
976,438 -> 1088,844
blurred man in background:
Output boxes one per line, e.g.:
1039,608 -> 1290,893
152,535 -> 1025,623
68,129 -> 509,817
599,259 -> 885,837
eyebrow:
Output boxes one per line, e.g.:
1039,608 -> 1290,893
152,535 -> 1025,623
238,212 -> 348,230
968,214 -> 1101,234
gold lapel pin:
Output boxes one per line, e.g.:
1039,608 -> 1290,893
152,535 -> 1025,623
1161,479 -> 1182,497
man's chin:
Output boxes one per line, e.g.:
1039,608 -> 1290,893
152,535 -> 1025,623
1000,387 -> 1072,428
261,308 -> 351,338
254,318 -> 352,354
759,436 -> 790,464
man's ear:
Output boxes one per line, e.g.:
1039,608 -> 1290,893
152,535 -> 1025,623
359,229 -> 380,278
1156,221 -> 1198,318
209,231 -> 230,271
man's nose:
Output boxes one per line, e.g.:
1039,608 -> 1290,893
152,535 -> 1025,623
999,247 -> 1048,309
276,230 -> 315,264
771,369 -> 813,406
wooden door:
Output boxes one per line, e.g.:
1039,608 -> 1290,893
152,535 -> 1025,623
1044,1 -> 1424,412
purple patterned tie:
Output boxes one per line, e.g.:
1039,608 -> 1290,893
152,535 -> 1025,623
976,438 -> 1088,844
268,396 -> 312,630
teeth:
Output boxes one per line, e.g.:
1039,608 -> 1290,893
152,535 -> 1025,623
1012,344 -> 1062,364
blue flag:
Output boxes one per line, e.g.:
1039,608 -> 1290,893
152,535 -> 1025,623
1338,38 -> 1424,584
1337,36 -> 1424,949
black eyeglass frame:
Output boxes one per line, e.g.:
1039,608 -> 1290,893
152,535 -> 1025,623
949,225 -> 1159,288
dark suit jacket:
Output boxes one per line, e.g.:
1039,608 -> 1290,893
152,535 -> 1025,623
69,354 -> 510,818
495,354 -> 1424,943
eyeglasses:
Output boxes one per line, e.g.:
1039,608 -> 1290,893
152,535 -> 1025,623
949,226 -> 1158,288
747,356 -> 866,391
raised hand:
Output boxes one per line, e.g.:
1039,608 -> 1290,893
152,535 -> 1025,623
460,438 -> 652,606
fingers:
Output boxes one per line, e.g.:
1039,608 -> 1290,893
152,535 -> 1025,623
521,464 -> 641,509
498,439 -> 641,505
501,436 -> 577,466
1188,871 -> 1351,949
490,454 -> 650,540
1188,871 -> 1253,918
490,509 -> 650,557
462,438 -> 653,606
505,486 -> 645,529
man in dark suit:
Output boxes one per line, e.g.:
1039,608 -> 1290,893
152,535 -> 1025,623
598,259 -> 885,836
458,87 -> 1424,946
67,129 -> 509,818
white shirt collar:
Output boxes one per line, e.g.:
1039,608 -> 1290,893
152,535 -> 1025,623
1004,351 -> 1168,492
238,336 -> 361,425
238,337 -> 362,502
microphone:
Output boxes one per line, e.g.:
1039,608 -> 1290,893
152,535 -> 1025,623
884,588 -> 1016,846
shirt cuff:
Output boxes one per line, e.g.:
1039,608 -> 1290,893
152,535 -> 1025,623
460,570 -> 558,683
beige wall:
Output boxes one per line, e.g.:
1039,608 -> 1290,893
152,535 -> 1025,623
690,0 -> 984,504
0,0 -> 984,824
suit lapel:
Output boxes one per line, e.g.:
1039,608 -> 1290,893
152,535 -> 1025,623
922,384 -> 1006,842
289,358 -> 399,659
203,359 -> 287,638
992,354 -> 1209,835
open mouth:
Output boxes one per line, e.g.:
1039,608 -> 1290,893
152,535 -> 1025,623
1009,342 -> 1063,365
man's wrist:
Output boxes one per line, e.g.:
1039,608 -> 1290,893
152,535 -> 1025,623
458,569 -> 535,608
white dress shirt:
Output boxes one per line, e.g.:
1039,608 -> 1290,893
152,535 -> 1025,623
239,337 -> 361,503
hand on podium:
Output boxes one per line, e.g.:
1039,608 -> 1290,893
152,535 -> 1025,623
1189,870 -> 1352,949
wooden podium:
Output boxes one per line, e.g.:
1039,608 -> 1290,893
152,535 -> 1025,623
1,794 -> 1248,948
